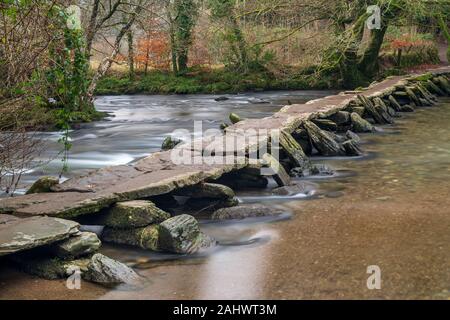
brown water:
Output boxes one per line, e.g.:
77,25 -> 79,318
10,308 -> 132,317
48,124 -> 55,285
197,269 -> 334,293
1,99 -> 450,300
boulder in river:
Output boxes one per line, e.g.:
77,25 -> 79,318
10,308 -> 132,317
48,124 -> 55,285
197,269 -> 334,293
52,232 -> 101,260
215,96 -> 229,102
102,224 -> 161,251
83,253 -> 143,287
26,176 -> 59,195
159,214 -> 216,254
100,200 -> 170,229
229,112 -> 243,124
211,204 -> 285,220
161,136 -> 182,151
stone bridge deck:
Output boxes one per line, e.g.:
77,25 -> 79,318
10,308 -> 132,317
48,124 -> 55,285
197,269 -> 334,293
1,66 -> 449,219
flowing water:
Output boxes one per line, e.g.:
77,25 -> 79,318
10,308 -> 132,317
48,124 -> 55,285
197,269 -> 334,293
1,94 -> 449,300
16,90 -> 336,191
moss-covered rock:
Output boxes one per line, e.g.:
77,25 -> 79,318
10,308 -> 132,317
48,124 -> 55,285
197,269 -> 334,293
159,214 -> 216,254
100,200 -> 170,229
26,176 -> 59,195
51,232 -> 101,260
229,112 -> 242,124
350,112 -> 374,133
161,136 -> 182,151
102,224 -> 161,251
83,253 -> 143,287
211,204 -> 285,220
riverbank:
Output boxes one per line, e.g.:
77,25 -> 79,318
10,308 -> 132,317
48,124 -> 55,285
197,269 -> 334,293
95,67 -> 336,96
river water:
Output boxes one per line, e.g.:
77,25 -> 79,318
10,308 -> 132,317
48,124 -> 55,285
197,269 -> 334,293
19,90 -> 336,190
1,94 -> 449,300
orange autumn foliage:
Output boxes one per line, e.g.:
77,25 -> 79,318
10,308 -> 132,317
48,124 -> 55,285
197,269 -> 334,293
136,31 -> 171,70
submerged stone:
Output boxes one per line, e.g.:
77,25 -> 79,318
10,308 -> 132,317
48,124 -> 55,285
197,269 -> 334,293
211,204 -> 285,220
100,200 -> 170,229
159,214 -> 216,254
26,176 -> 59,195
215,96 -> 229,101
272,182 -> 316,196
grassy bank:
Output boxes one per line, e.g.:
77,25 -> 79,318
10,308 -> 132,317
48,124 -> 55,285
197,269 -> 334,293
95,67 -> 337,95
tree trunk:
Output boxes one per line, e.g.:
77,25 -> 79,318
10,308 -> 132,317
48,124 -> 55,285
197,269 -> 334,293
127,29 -> 135,80
85,0 -> 101,57
87,2 -> 143,101
358,25 -> 388,77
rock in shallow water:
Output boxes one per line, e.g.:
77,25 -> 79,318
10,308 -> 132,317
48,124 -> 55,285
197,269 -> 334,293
83,253 -> 143,287
102,225 -> 161,251
161,136 -> 182,151
272,182 -> 315,196
290,164 -> 334,177
211,204 -> 285,220
12,252 -> 142,287
159,214 -> 216,254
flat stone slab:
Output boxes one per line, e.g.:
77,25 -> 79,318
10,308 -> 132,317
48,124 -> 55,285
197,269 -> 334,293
0,215 -> 79,256
0,158 -> 245,218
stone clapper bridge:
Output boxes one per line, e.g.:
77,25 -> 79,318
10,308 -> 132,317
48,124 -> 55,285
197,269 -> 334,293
1,66 -> 450,286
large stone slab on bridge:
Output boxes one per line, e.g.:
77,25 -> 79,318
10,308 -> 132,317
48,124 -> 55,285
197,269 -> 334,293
0,152 -> 245,218
0,215 -> 79,256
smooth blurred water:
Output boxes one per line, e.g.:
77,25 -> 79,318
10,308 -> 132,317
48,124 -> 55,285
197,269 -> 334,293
21,90 -> 337,187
